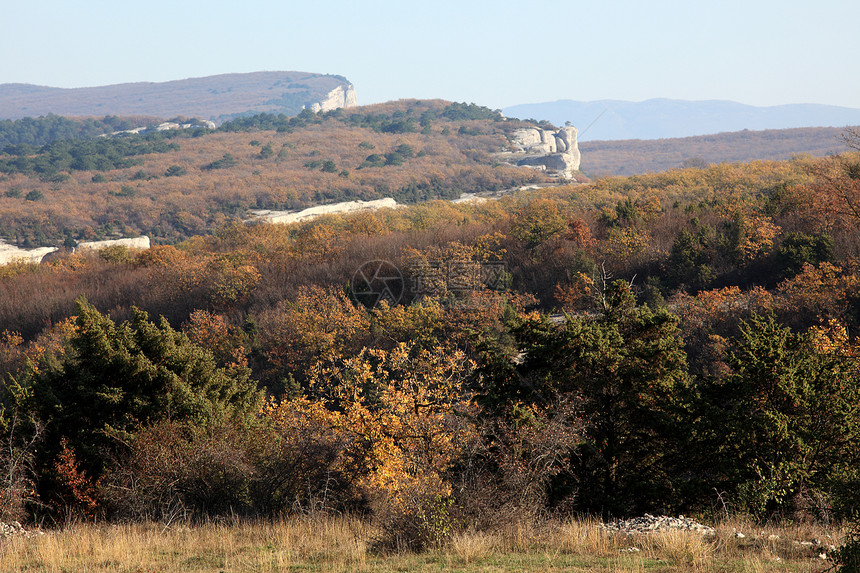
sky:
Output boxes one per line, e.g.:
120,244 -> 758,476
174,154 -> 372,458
3,0 -> 859,110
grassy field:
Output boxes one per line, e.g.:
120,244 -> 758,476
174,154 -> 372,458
0,516 -> 842,572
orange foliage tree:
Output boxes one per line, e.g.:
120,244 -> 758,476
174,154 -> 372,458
264,342 -> 476,548
257,284 -> 370,373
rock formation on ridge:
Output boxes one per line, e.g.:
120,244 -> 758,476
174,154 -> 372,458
507,126 -> 581,179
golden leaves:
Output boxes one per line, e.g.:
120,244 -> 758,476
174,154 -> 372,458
736,215 -> 781,263
258,285 -> 370,370
605,227 -> 650,262
264,342 -> 476,511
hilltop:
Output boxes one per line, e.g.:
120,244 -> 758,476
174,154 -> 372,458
0,100 -> 552,247
0,71 -> 356,122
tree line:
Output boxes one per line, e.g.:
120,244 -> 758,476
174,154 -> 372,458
1,142 -> 860,559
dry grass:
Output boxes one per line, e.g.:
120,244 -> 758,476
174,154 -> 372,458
549,515 -> 617,557
448,530 -> 497,564
0,516 -> 843,572
645,529 -> 714,571
0,517 -> 369,573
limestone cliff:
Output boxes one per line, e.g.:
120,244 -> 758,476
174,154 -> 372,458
248,198 -> 396,225
0,240 -> 57,266
308,84 -> 358,113
75,236 -> 151,252
508,126 -> 581,179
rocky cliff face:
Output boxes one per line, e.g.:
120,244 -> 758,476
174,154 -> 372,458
509,126 -> 581,179
308,84 -> 358,113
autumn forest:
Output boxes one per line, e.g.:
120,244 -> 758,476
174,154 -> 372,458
2,102 -> 860,566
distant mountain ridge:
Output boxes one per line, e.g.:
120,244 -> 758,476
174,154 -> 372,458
0,72 -> 356,122
579,126 -> 850,177
502,99 -> 860,141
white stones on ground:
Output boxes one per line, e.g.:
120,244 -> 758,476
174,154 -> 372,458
601,514 -> 716,536
0,521 -> 43,538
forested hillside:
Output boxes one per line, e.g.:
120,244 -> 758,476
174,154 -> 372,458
2,123 -> 860,550
1,102 -> 847,252
0,101 -> 549,246
580,126 -> 851,176
0,72 -> 352,121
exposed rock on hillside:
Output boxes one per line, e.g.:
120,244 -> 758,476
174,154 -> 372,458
0,239 -> 57,266
504,126 -> 582,179
308,84 -> 358,113
1,236 -> 152,266
248,198 -> 397,225
75,236 -> 151,252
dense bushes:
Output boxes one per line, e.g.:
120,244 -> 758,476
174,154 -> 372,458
0,133 -> 179,176
0,114 -> 139,148
2,143 -> 860,552
18,299 -> 261,516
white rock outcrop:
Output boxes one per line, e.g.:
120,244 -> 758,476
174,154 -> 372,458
75,236 -> 151,252
0,240 -> 58,266
0,521 -> 43,539
309,84 -> 358,113
249,198 -> 397,225
509,126 -> 581,179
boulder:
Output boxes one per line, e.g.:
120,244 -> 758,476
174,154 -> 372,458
510,128 -> 542,150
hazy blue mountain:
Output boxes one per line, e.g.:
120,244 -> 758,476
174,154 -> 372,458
502,99 -> 860,141
0,72 -> 353,122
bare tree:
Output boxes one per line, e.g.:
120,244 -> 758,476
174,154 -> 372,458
843,126 -> 860,151
1,403 -> 43,522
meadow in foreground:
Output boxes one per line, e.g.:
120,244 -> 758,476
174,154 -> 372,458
0,516 -> 842,573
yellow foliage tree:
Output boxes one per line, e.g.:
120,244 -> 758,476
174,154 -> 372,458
264,342 -> 476,548
258,285 -> 370,371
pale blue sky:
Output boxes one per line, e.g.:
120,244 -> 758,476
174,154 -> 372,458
3,0 -> 858,109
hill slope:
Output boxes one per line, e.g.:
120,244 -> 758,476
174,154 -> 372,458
0,100 -> 545,247
580,126 -> 850,177
503,98 -> 860,141
0,72 -> 356,122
